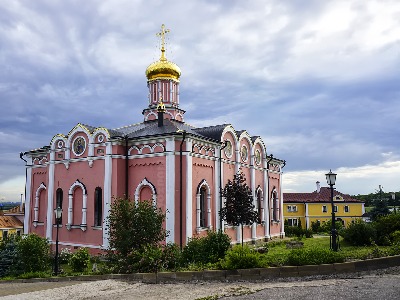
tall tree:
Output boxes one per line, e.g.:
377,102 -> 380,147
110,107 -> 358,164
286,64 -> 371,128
106,198 -> 167,258
370,185 -> 391,221
220,172 -> 259,247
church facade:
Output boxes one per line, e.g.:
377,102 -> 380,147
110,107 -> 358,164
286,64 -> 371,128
21,25 -> 285,252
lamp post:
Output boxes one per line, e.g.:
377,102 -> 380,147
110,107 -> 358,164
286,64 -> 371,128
54,206 -> 62,276
325,170 -> 338,251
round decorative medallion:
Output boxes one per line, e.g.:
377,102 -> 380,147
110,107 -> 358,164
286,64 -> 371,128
57,140 -> 64,149
224,140 -> 233,158
255,149 -> 261,165
72,136 -> 86,156
97,134 -> 104,143
241,145 -> 248,162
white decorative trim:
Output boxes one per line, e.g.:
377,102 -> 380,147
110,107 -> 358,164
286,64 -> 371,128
196,179 -> 212,230
67,180 -> 88,231
134,178 -> 157,206
128,143 -> 165,155
264,158 -> 270,239
46,161 -> 55,240
214,145 -> 220,231
165,137 -> 175,243
102,141 -> 112,248
24,160 -> 33,234
71,136 -> 87,157
34,182 -> 47,225
185,139 -> 193,242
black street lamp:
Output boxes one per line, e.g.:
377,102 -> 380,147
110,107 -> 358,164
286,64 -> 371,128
54,206 -> 62,276
325,170 -> 338,251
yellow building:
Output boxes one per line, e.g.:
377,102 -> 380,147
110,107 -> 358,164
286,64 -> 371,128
283,182 -> 365,229
0,215 -> 23,240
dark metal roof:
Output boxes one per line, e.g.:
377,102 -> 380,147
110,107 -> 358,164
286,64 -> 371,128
193,124 -> 230,142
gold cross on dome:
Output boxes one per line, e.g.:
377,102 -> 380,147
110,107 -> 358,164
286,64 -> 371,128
156,24 -> 170,59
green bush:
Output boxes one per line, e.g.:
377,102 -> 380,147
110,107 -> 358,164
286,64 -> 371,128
374,214 -> 400,245
160,243 -> 182,271
287,247 -> 345,266
182,231 -> 231,265
0,235 -> 19,277
59,248 -> 72,264
311,221 -> 324,233
321,220 -> 344,233
16,234 -> 51,274
220,245 -> 266,270
69,248 -> 90,272
340,219 -> 376,246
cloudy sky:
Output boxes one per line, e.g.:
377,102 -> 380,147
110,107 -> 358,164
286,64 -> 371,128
1,0 -> 399,201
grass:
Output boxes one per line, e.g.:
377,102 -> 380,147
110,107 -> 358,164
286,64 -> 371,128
264,236 -> 393,263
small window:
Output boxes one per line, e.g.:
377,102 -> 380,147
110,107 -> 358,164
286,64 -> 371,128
94,187 -> 103,227
322,205 -> 327,213
287,218 -> 298,226
3,231 -> 8,240
344,205 -> 349,213
16,230 -> 21,236
199,187 -> 207,227
334,205 -> 338,212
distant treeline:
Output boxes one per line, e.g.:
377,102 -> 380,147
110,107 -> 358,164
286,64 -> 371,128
0,202 -> 20,210
352,191 -> 400,207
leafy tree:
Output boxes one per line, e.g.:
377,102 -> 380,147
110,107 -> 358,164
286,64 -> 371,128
16,233 -> 51,273
220,172 -> 259,247
106,198 -> 167,261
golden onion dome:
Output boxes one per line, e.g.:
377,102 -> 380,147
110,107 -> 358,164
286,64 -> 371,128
146,24 -> 181,82
145,51 -> 181,82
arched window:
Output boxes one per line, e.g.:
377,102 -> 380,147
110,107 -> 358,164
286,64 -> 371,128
196,180 -> 211,230
94,187 -> 102,227
272,189 -> 279,222
199,187 -> 207,228
56,188 -> 63,224
256,188 -> 264,222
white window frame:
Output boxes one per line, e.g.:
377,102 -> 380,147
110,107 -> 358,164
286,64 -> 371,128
344,205 -> 349,213
334,205 -> 338,212
322,205 -> 328,213
287,218 -> 299,227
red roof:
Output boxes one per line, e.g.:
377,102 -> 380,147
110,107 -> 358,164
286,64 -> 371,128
0,216 -> 23,229
283,187 -> 362,203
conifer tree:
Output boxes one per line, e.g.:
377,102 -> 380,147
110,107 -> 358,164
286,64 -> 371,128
220,172 -> 259,247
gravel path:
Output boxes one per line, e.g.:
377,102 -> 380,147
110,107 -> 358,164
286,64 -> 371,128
1,267 -> 400,300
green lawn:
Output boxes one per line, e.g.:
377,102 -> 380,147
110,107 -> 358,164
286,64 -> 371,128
263,236 -> 392,266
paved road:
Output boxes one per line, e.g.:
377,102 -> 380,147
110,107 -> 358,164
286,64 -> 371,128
1,268 -> 400,300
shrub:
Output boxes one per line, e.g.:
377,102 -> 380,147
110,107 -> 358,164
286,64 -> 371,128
220,245 -> 266,270
0,235 -> 19,278
182,231 -> 231,265
287,248 -> 344,266
125,245 -> 163,273
311,221 -> 323,233
284,226 -> 304,238
340,219 -> 376,246
321,220 -> 344,233
59,248 -> 72,264
374,214 -> 400,245
106,198 -> 167,265
160,243 -> 182,271
69,248 -> 90,272
16,234 -> 51,274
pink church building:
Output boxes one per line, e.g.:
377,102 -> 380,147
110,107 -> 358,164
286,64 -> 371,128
21,25 -> 285,252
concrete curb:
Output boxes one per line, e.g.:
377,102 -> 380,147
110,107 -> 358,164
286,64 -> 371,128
2,254 -> 400,284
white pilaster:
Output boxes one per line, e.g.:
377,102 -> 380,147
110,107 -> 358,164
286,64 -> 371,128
264,158 -> 270,239
214,146 -> 220,231
250,150 -> 256,241
24,161 -> 32,234
279,166 -> 285,236
165,137 -> 175,243
102,141 -> 113,248
185,139 -> 193,242
305,203 -> 309,229
46,155 -> 55,240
